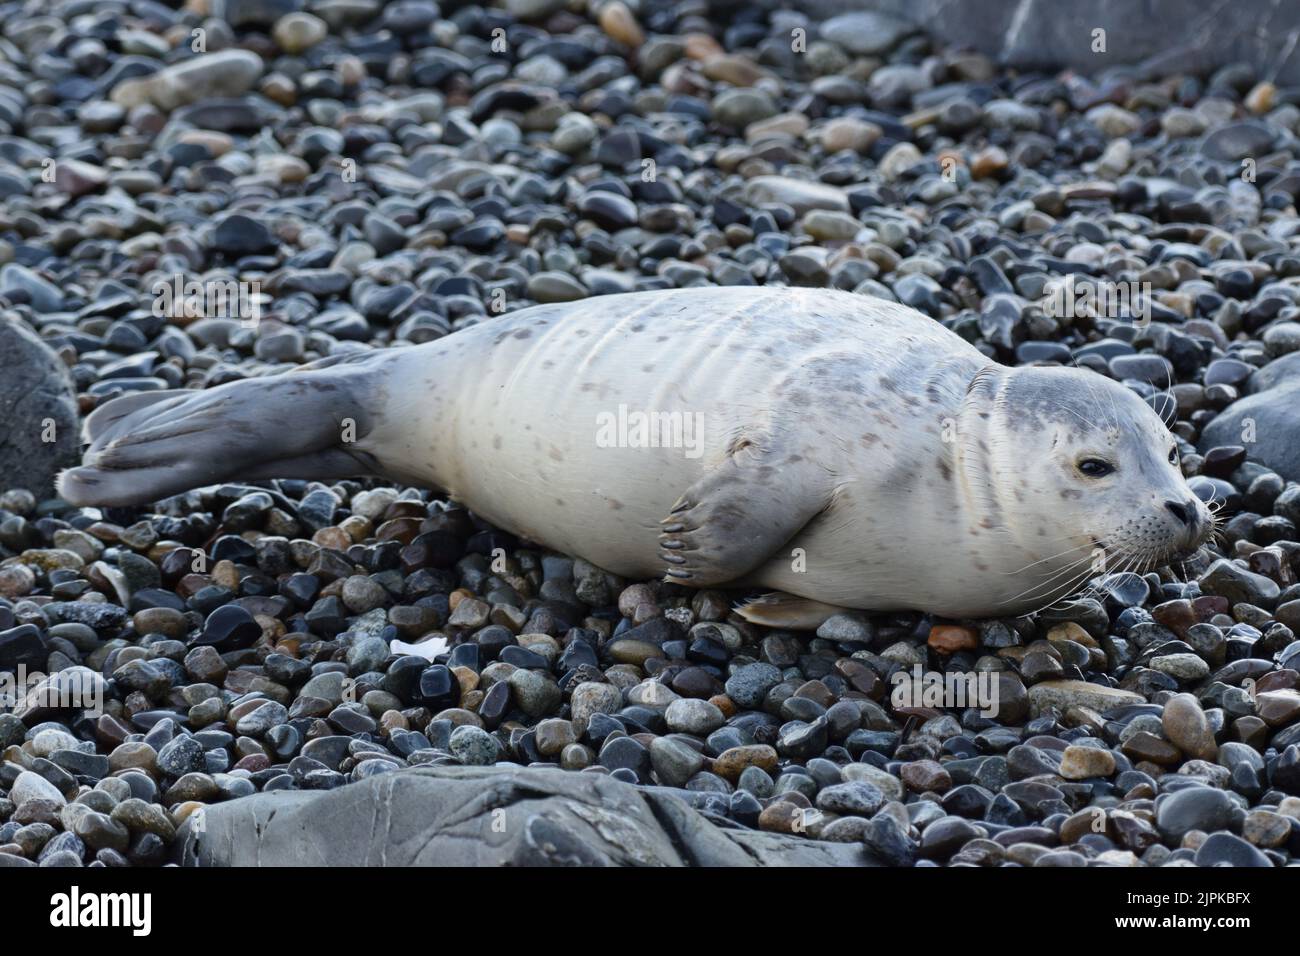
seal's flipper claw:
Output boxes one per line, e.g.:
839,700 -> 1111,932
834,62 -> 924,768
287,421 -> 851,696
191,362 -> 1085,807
734,592 -> 848,630
59,369 -> 380,507
655,437 -> 830,586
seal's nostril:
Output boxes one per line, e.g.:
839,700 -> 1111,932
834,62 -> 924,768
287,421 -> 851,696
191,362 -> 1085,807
1165,500 -> 1190,525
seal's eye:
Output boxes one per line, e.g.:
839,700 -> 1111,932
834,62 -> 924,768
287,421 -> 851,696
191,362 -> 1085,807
1078,458 -> 1114,478
1169,446 -> 1178,465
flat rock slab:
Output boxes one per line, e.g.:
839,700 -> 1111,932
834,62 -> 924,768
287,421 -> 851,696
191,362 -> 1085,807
799,0 -> 1300,81
175,764 -> 877,867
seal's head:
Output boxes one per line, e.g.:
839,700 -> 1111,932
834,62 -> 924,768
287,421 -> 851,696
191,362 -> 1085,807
958,365 -> 1213,607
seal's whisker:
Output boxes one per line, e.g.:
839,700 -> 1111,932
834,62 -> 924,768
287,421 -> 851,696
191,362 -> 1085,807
1000,569 -> 1086,611
1153,350 -> 1176,431
1068,347 -> 1120,434
1019,561 -> 1100,617
1000,552 -> 1097,610
1001,541 -> 1095,575
1171,546 -> 1202,585
1123,545 -> 1154,573
1057,404 -> 1097,432
1074,362 -> 1110,433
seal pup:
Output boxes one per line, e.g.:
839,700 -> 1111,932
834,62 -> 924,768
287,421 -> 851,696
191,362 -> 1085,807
59,287 -> 1213,623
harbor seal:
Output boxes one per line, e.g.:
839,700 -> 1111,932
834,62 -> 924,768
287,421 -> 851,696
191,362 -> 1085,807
59,287 -> 1213,623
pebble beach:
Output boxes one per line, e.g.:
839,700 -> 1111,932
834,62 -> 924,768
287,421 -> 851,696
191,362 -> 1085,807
3,0 -> 1300,870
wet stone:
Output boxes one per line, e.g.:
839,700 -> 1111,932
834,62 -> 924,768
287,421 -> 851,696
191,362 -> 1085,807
724,663 -> 781,709
449,725 -> 499,766
816,780 -> 884,816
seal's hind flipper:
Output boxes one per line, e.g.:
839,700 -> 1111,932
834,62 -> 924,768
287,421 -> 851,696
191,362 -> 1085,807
734,592 -> 847,630
658,434 -> 831,586
58,369 -> 381,507
81,390 -> 192,443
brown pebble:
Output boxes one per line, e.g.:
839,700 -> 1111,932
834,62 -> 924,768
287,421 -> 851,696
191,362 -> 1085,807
757,800 -> 817,835
969,146 -> 1008,179
710,694 -> 737,718
928,624 -> 977,653
1161,692 -> 1217,761
598,0 -> 643,48
899,759 -> 951,793
712,744 -> 777,782
1120,731 -> 1182,766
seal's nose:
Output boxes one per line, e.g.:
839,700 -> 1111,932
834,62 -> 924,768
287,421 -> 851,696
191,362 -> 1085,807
1165,499 -> 1192,526
1166,497 -> 1212,550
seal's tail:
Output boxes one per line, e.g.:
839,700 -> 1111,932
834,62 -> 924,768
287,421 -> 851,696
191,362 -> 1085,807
58,366 -> 384,507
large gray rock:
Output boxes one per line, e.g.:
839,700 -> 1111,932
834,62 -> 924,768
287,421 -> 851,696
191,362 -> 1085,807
0,318 -> 78,498
1199,379 -> 1300,481
175,765 -> 878,867
1249,352 -> 1300,395
788,0 -> 1300,80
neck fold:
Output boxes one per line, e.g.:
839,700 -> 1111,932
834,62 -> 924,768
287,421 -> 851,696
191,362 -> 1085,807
955,364 -> 1005,535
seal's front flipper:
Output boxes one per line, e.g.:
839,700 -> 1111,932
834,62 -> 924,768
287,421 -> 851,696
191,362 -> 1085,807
58,369 -> 382,507
734,592 -> 848,630
658,436 -> 830,586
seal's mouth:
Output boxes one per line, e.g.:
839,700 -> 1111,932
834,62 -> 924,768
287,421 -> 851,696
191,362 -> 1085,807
1150,529 -> 1214,570
1169,526 -> 1214,563
1091,498 -> 1216,572
1175,511 -> 1216,559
